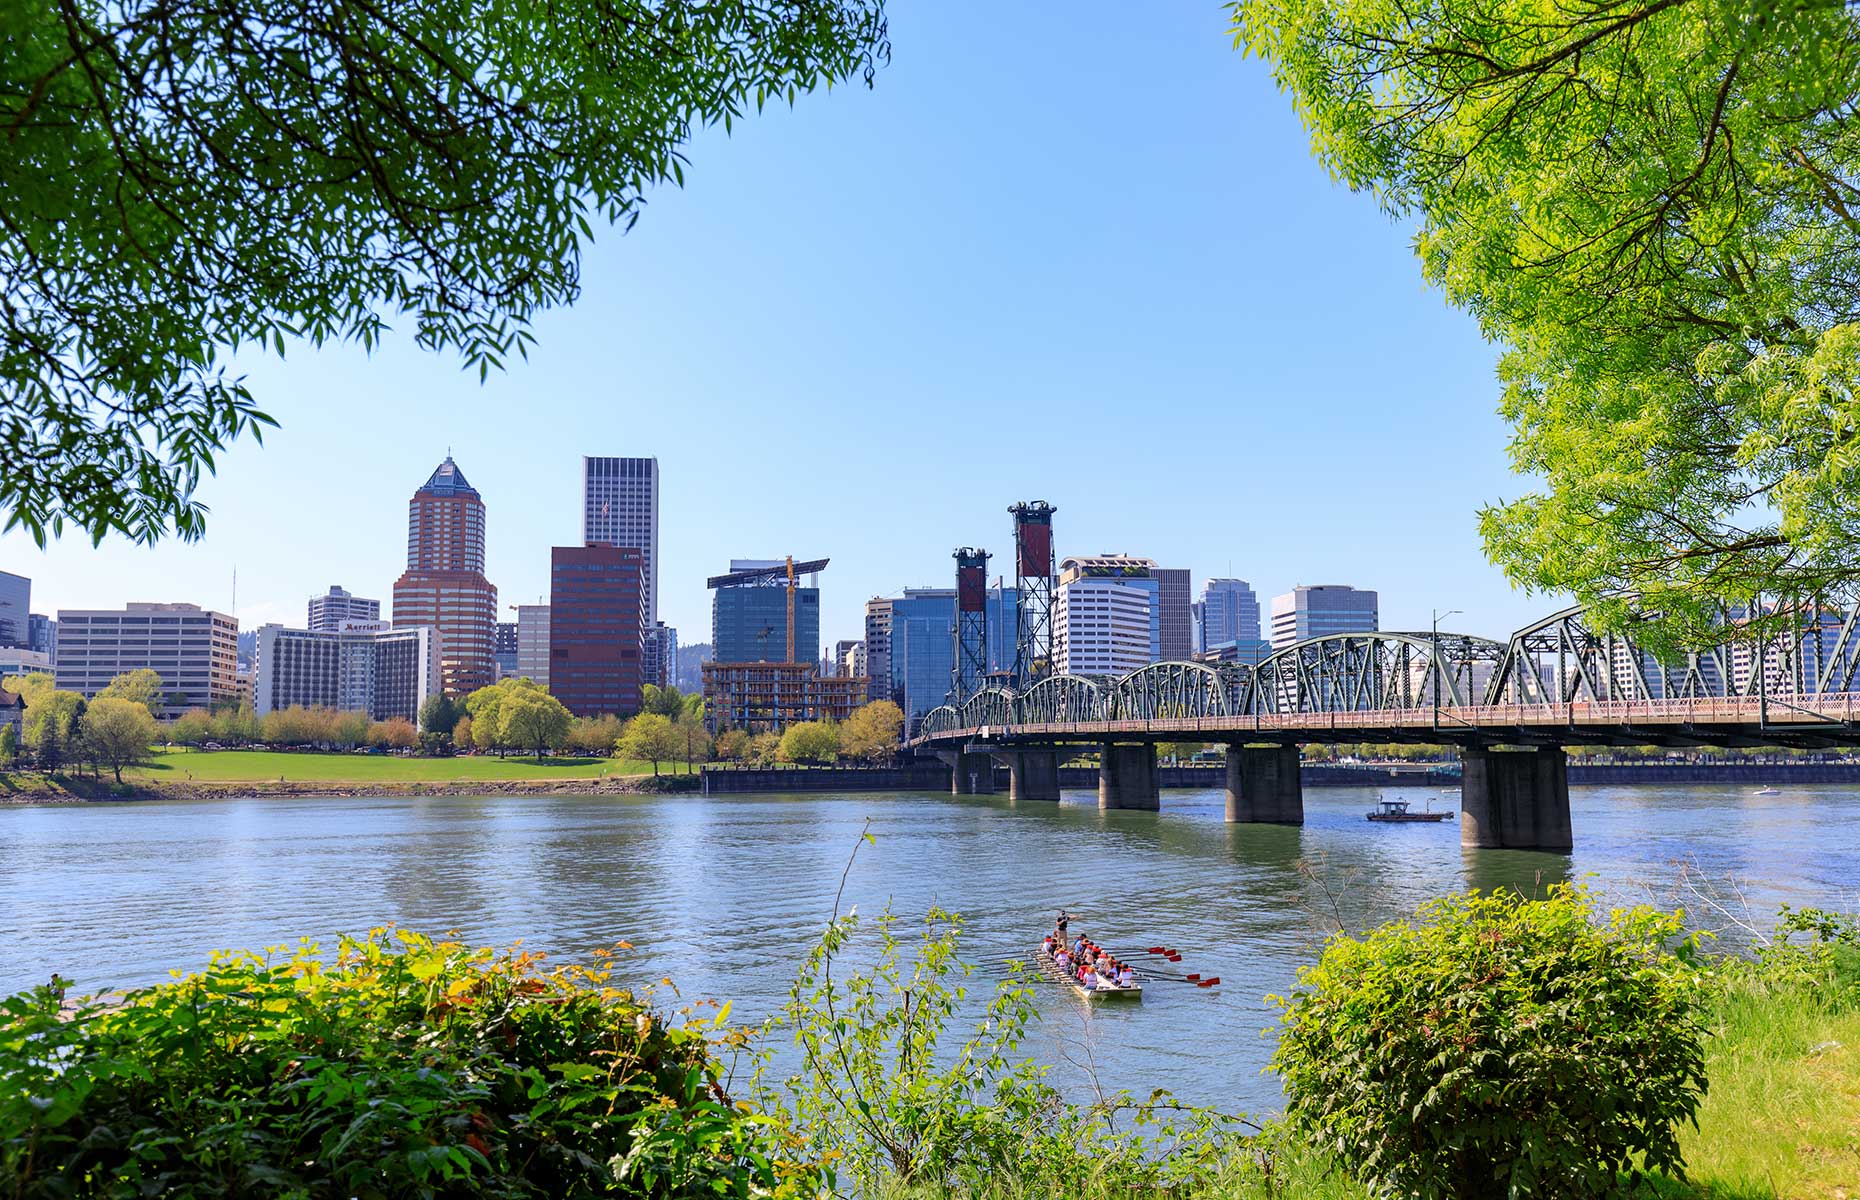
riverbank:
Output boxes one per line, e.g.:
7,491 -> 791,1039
1,747 -> 700,803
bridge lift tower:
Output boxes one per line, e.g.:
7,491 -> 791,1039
951,548 -> 991,702
1009,501 -> 1057,687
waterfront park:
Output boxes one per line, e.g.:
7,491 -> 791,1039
6,0 -> 1860,1197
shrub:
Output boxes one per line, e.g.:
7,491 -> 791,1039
1,931 -> 824,1198
1271,885 -> 1708,1199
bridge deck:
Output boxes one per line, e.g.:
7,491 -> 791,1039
912,695 -> 1860,749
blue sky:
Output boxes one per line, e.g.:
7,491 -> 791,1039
0,1 -> 1566,651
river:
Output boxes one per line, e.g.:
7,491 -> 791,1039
3,783 -> 1855,1115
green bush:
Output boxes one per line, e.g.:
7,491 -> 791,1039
1,931 -> 824,1198
1270,885 -> 1708,1199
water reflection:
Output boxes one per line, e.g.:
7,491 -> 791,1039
2,782 -> 1855,1114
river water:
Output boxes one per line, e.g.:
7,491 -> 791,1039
3,784 -> 1856,1115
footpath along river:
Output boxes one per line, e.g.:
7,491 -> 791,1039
2,783 -> 1856,1114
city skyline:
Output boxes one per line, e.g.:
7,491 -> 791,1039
0,3 -> 1560,651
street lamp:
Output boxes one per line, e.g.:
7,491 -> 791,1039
1432,609 -> 1463,730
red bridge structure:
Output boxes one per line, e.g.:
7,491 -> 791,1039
908,604 -> 1860,851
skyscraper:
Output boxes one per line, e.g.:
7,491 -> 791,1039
0,571 -> 28,649
709,559 -> 824,665
643,622 -> 678,689
493,622 -> 519,678
391,456 -> 499,695
1154,568 -> 1192,661
863,598 -> 894,704
1195,579 -> 1262,652
1054,555 -> 1160,675
582,457 -> 659,624
1269,585 -> 1379,648
515,604 -> 551,687
549,544 -> 645,717
308,585 -> 380,633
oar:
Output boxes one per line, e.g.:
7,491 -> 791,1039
1141,974 -> 1221,988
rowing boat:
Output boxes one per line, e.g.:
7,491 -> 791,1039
1036,945 -> 1142,1001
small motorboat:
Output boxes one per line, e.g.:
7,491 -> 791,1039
1366,797 -> 1453,823
1751,786 -> 1780,796
1036,943 -> 1142,1001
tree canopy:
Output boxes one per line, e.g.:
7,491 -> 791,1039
619,712 -> 682,774
2,0 -> 888,546
98,669 -> 165,717
838,700 -> 903,763
777,720 -> 839,765
1232,0 -> 1860,643
82,697 -> 159,783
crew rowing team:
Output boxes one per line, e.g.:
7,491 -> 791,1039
1042,927 -> 1137,991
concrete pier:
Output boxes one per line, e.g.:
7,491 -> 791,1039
1460,747 -> 1572,851
949,751 -> 997,795
998,749 -> 1061,801
1099,743 -> 1159,811
1224,743 -> 1304,824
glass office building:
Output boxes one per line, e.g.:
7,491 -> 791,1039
712,583 -> 820,665
885,587 -> 1017,734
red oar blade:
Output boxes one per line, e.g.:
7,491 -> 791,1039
1198,977 -> 1220,987
1185,973 -> 1200,981
1166,954 -> 1182,963
1146,946 -> 1164,954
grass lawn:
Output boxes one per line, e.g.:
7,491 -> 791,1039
125,747 -> 695,784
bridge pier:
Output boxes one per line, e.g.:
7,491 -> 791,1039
996,749 -> 1061,801
1099,744 -> 1159,811
940,751 -> 997,795
1460,747 -> 1572,852
1224,743 -> 1303,824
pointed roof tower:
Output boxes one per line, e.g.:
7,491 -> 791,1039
418,455 -> 478,498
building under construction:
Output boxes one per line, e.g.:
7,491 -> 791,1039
703,557 -> 867,733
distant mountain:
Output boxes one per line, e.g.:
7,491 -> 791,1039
675,642 -> 712,692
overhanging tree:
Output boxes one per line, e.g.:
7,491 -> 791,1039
2,0 -> 888,545
1232,0 -> 1860,644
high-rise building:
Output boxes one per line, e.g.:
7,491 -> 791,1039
254,623 -> 438,720
27,614 -> 56,662
836,639 -> 866,679
0,571 -> 28,649
54,602 -> 239,718
515,604 -> 551,687
549,544 -> 645,717
582,457 -> 659,624
1155,568 -> 1192,661
700,662 -> 867,733
392,456 -> 499,695
493,621 -> 519,678
1269,585 -> 1379,649
1195,579 -> 1262,653
643,622 -> 678,689
863,598 -> 894,704
308,585 -> 380,633
884,586 -> 1018,733
710,559 -> 825,665
1054,556 -> 1160,676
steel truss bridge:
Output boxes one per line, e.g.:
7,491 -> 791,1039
911,604 -> 1860,851
913,604 -> 1860,751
